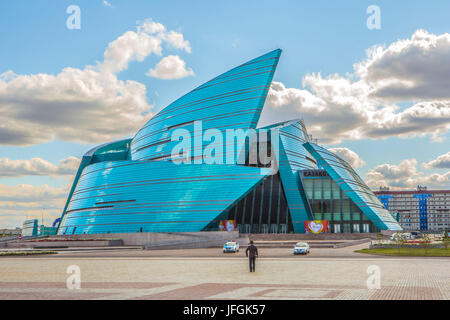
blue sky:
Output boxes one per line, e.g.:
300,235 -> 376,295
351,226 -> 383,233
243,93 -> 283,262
0,1 -> 449,228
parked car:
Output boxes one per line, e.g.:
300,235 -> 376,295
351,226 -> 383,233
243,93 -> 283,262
410,231 -> 423,239
223,241 -> 239,253
293,242 -> 310,255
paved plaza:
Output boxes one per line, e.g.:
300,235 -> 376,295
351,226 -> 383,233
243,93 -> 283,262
0,245 -> 448,300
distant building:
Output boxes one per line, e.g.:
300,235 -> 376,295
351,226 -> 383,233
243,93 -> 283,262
374,186 -> 450,232
21,219 -> 58,237
22,219 -> 39,237
0,228 -> 21,237
38,225 -> 57,237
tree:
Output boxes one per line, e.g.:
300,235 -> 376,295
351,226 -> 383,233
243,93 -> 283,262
376,232 -> 383,245
421,233 -> 431,255
394,233 -> 407,254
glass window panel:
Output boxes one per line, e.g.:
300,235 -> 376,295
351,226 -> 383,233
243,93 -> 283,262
351,201 -> 360,213
244,191 -> 254,224
280,192 -> 288,224
343,224 -> 351,233
252,184 -> 262,224
323,179 -> 331,199
234,199 -> 243,223
363,224 -> 370,233
313,179 -> 321,199
332,201 -> 340,214
304,179 -> 313,199
333,224 -> 341,233
312,200 -> 322,214
342,199 -> 350,214
332,182 -> 341,199
270,176 -> 280,225
261,177 -> 272,224
323,200 -> 331,213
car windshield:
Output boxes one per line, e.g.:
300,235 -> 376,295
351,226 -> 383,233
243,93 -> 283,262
295,243 -> 307,247
225,242 -> 235,246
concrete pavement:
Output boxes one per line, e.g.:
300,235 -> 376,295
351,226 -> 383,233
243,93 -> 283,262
0,245 -> 448,300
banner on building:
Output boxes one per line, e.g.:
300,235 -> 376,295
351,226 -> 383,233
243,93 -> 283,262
304,220 -> 329,234
219,220 -> 236,232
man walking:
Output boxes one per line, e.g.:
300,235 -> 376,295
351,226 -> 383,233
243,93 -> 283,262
245,240 -> 258,272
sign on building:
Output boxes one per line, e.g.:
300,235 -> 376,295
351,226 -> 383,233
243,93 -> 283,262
219,220 -> 236,232
304,220 -> 329,234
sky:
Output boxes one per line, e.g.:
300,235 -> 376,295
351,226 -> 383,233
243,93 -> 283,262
0,0 -> 449,228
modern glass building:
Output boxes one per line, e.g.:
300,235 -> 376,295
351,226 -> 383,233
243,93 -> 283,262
22,219 -> 38,237
57,49 -> 402,235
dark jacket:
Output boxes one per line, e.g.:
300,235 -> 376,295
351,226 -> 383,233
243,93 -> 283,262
246,244 -> 258,258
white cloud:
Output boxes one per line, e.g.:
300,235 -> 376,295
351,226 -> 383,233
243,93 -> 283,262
356,30 -> 450,101
423,151 -> 450,169
0,183 -> 68,228
0,67 -> 151,145
259,30 -> 450,144
100,31 -> 162,74
147,55 -> 194,79
0,183 -> 68,203
0,19 -> 193,146
136,19 -> 191,53
102,0 -> 113,7
161,31 -> 192,53
0,156 -> 80,177
365,159 -> 450,190
328,147 -> 366,168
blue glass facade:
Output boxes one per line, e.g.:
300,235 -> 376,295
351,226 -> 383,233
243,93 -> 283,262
273,120 -> 316,232
414,193 -> 430,230
303,143 -> 402,231
131,49 -> 281,164
57,49 -> 401,235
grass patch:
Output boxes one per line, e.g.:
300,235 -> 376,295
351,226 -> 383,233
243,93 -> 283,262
355,247 -> 450,257
0,251 -> 57,256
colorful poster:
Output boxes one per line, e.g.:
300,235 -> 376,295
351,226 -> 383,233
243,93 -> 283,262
219,220 -> 236,232
304,220 -> 329,234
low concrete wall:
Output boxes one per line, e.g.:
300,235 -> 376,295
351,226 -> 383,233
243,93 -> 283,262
145,235 -> 250,250
250,233 -> 382,241
6,239 -> 123,248
24,231 -> 240,249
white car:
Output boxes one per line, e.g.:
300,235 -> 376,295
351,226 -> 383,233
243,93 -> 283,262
293,242 -> 310,255
223,241 -> 239,253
